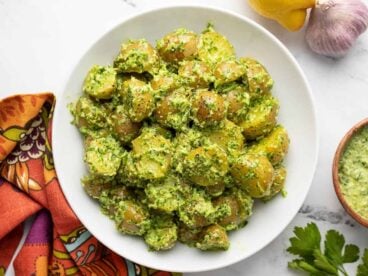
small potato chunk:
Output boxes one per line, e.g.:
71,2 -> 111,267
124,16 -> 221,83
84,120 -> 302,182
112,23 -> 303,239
131,128 -> 172,180
178,189 -> 230,228
214,60 -> 245,87
73,96 -> 106,130
115,200 -> 150,236
110,105 -> 141,145
157,28 -> 198,63
172,128 -> 203,171
120,77 -> 155,122
263,166 -> 287,200
150,70 -> 179,96
249,125 -> 290,165
198,25 -> 236,66
231,154 -> 274,198
240,95 -> 279,140
144,215 -> 177,251
178,223 -> 201,246
154,88 -> 191,130
213,189 -> 253,231
82,175 -> 114,199
83,65 -> 117,99
203,119 -> 244,158
195,224 -> 229,251
99,186 -> 132,218
240,57 -> 274,96
84,136 -> 122,179
223,85 -> 250,124
178,60 -> 213,89
118,152 -> 143,187
145,175 -> 181,213
183,144 -> 229,187
114,39 -> 159,73
192,90 -> 226,127
205,182 -> 225,197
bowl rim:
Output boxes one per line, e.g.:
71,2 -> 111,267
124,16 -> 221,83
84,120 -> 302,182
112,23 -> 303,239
332,118 -> 368,228
52,4 -> 319,272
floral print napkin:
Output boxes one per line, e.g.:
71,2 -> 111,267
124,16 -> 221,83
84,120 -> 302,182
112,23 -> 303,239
0,93 -> 177,276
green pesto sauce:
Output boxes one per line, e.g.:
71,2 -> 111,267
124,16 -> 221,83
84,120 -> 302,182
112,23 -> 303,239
70,23 -> 289,252
339,126 -> 368,220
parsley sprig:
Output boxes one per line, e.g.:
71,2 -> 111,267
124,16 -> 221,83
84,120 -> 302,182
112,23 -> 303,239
287,223 -> 368,276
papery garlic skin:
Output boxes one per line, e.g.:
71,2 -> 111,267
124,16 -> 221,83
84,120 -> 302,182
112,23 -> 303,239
305,0 -> 368,58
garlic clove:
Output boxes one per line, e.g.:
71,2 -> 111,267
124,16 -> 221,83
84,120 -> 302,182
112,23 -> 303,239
305,0 -> 368,58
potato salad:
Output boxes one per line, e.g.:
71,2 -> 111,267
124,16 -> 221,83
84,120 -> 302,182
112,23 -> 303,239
69,24 -> 290,251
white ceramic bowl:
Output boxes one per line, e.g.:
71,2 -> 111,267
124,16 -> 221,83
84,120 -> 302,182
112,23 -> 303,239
53,5 -> 318,273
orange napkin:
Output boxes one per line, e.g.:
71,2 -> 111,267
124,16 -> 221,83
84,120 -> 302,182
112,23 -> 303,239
0,93 -> 177,276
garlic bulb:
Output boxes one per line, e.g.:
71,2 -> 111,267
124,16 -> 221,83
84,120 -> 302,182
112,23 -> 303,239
305,0 -> 368,58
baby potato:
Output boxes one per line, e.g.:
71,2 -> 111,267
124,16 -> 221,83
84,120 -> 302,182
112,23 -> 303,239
183,144 -> 229,187
118,152 -> 143,187
240,57 -> 274,96
120,77 -> 155,122
214,60 -> 245,87
144,215 -> 177,251
263,166 -> 287,200
73,96 -> 107,131
178,223 -> 201,246
249,125 -> 290,165
114,39 -> 159,73
178,188 -> 230,228
157,28 -> 198,63
231,154 -> 274,198
150,70 -> 179,96
145,175 -> 181,213
202,119 -> 244,158
115,200 -> 150,236
198,25 -> 236,66
99,186 -> 133,218
82,175 -> 114,199
178,60 -> 213,88
205,182 -> 225,197
83,65 -> 117,100
84,135 -> 122,179
239,95 -> 279,140
110,105 -> 142,145
154,88 -> 191,130
213,189 -> 253,231
192,90 -> 226,127
131,128 -> 172,180
195,224 -> 229,251
224,85 -> 251,124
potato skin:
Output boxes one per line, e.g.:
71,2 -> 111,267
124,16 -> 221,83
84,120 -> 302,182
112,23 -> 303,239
195,224 -> 229,251
198,26 -> 235,66
223,85 -> 250,124
157,28 -> 198,63
83,65 -> 117,100
249,125 -> 290,165
120,77 -> 155,123
240,57 -> 274,97
183,145 -> 229,187
178,60 -> 213,89
192,90 -> 226,127
154,88 -> 191,130
239,95 -> 279,140
214,60 -> 245,87
115,200 -> 150,236
231,154 -> 274,198
114,39 -> 159,73
110,105 -> 142,144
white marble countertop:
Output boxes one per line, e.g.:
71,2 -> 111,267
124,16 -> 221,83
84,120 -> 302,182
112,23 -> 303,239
1,0 -> 368,275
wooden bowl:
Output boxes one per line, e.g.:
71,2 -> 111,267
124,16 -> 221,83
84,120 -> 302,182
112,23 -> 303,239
332,118 -> 368,227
